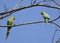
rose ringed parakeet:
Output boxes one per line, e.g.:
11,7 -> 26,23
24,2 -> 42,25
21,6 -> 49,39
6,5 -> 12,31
6,16 -> 15,39
41,11 -> 50,23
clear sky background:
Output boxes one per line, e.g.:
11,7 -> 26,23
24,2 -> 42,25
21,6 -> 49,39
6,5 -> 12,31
0,0 -> 60,43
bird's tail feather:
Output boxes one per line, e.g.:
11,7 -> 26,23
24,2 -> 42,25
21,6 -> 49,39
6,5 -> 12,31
45,19 -> 48,23
45,19 -> 48,29
6,27 -> 11,40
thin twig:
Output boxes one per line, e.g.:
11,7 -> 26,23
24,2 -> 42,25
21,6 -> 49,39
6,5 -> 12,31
0,20 -> 59,28
56,38 -> 60,43
52,29 -> 60,43
0,21 -> 44,27
51,15 -> 60,21
13,0 -> 23,9
31,0 -> 33,5
52,0 -> 60,6
51,21 -> 60,28
0,0 -> 60,20
32,0 -> 37,4
52,29 -> 57,43
0,0 -> 23,19
0,4 -> 60,17
3,4 -> 8,12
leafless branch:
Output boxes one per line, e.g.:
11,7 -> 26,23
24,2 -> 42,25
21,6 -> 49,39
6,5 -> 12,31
0,21 -> 44,27
51,15 -> 60,21
0,20 -> 59,29
52,29 -> 60,43
52,0 -> 60,6
0,4 -> 8,15
32,0 -> 37,4
0,0 -> 23,19
51,21 -> 60,28
52,29 -> 57,43
3,4 -> 8,12
0,3 -> 60,19
55,35 -> 60,43
1,4 -> 60,15
13,0 -> 23,9
31,0 -> 33,5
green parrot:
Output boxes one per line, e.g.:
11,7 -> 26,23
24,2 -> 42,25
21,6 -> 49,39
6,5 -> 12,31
41,11 -> 50,23
6,16 -> 15,39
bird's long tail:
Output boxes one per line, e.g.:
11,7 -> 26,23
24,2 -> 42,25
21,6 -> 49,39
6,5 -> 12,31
45,19 -> 49,23
6,27 -> 11,40
45,19 -> 51,41
45,19 -> 49,28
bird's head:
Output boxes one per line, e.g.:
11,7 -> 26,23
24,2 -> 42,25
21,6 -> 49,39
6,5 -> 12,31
11,16 -> 15,20
41,11 -> 45,15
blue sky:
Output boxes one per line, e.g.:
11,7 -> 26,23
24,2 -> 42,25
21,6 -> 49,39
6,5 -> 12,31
0,0 -> 60,43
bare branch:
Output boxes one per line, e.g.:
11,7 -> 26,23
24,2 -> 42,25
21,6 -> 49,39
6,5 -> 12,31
31,0 -> 33,5
52,29 -> 60,43
56,38 -> 60,43
0,0 -> 23,19
0,21 -> 44,27
52,29 -> 57,43
13,0 -> 23,9
51,15 -> 60,21
51,21 -> 60,28
0,20 -> 59,28
0,4 -> 12,19
0,4 -> 60,19
32,0 -> 37,4
3,4 -> 8,12
52,0 -> 60,6
0,4 -> 8,15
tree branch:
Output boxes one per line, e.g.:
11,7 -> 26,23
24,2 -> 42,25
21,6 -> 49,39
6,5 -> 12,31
0,3 -> 60,19
52,29 -> 60,43
0,20 -> 59,29
52,29 -> 57,43
51,21 -> 60,28
56,37 -> 60,43
32,0 -> 37,4
0,0 -> 23,19
13,0 -> 23,9
52,0 -> 60,6
51,15 -> 60,21
3,4 -> 8,12
0,21 -> 44,27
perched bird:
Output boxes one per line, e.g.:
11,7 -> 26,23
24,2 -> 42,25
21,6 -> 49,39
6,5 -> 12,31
6,16 -> 15,39
41,11 -> 50,23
